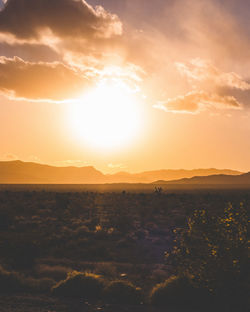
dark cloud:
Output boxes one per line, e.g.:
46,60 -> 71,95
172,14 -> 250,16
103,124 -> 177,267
0,0 -> 122,40
0,56 -> 91,101
0,42 -> 60,62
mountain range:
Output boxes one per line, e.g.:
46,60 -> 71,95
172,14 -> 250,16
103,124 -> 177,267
154,172 -> 250,185
0,160 -> 244,184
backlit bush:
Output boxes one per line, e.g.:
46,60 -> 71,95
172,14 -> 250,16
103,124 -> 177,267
0,265 -> 55,294
104,280 -> 142,305
36,264 -> 71,281
150,275 -> 209,308
51,271 -> 104,300
0,265 -> 24,293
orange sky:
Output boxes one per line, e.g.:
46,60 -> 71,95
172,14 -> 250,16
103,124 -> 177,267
0,0 -> 250,173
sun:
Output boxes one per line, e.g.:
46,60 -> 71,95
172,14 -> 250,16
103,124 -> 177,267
68,80 -> 143,151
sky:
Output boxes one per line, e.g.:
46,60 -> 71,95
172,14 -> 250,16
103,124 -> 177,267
0,0 -> 250,173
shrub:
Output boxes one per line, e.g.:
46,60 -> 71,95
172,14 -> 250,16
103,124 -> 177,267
104,280 -> 142,305
36,264 -> 71,281
3,240 -> 39,270
0,209 -> 13,231
0,265 -> 24,293
51,271 -> 104,300
150,275 -> 210,308
94,263 -> 117,280
0,265 -> 54,294
166,204 -> 249,292
33,277 -> 55,293
213,276 -> 249,312
75,225 -> 90,236
165,203 -> 249,310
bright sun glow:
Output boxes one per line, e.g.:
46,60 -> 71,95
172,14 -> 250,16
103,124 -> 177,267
69,80 -> 143,151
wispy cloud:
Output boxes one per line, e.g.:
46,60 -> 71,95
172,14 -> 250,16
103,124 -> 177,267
176,58 -> 250,91
154,91 -> 242,114
108,163 -> 127,170
54,160 -> 90,167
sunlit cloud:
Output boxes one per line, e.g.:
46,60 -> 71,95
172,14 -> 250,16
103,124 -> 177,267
0,0 -> 124,75
0,56 -> 92,101
108,163 -> 127,170
176,59 -> 250,91
54,160 -> 90,167
0,55 -> 144,102
154,91 -> 242,114
0,1 -> 148,103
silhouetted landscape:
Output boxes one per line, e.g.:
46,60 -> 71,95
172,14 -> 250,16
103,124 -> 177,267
1,0 -> 250,311
0,184 -> 249,311
154,172 -> 250,185
0,162 -> 249,311
0,160 -> 243,184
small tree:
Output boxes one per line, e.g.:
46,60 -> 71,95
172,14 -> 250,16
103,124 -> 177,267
154,187 -> 163,195
150,275 -> 209,308
104,280 -> 142,305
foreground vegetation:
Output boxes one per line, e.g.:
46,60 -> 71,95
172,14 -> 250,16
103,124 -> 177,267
0,189 -> 249,311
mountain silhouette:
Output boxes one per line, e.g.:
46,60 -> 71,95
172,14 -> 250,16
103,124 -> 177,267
153,172 -> 250,185
0,160 -> 105,184
0,160 -> 243,184
106,168 -> 242,183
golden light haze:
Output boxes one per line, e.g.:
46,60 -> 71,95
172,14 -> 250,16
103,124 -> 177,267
68,79 -> 145,151
0,0 -> 250,173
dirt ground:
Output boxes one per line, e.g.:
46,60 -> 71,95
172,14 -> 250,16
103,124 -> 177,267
0,295 -> 172,312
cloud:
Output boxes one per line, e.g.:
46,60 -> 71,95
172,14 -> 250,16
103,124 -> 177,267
154,91 -> 242,114
28,155 -> 41,163
0,0 -> 123,70
0,0 -> 122,41
0,41 -> 60,62
54,160 -> 90,167
0,0 -> 248,110
0,56 -> 92,101
121,0 -> 250,108
108,163 -> 127,170
0,0 -> 130,101
176,58 -> 250,91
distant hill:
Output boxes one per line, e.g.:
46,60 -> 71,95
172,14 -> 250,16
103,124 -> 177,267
0,160 -> 105,184
106,168 -> 242,183
0,160 -> 243,184
153,172 -> 250,185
